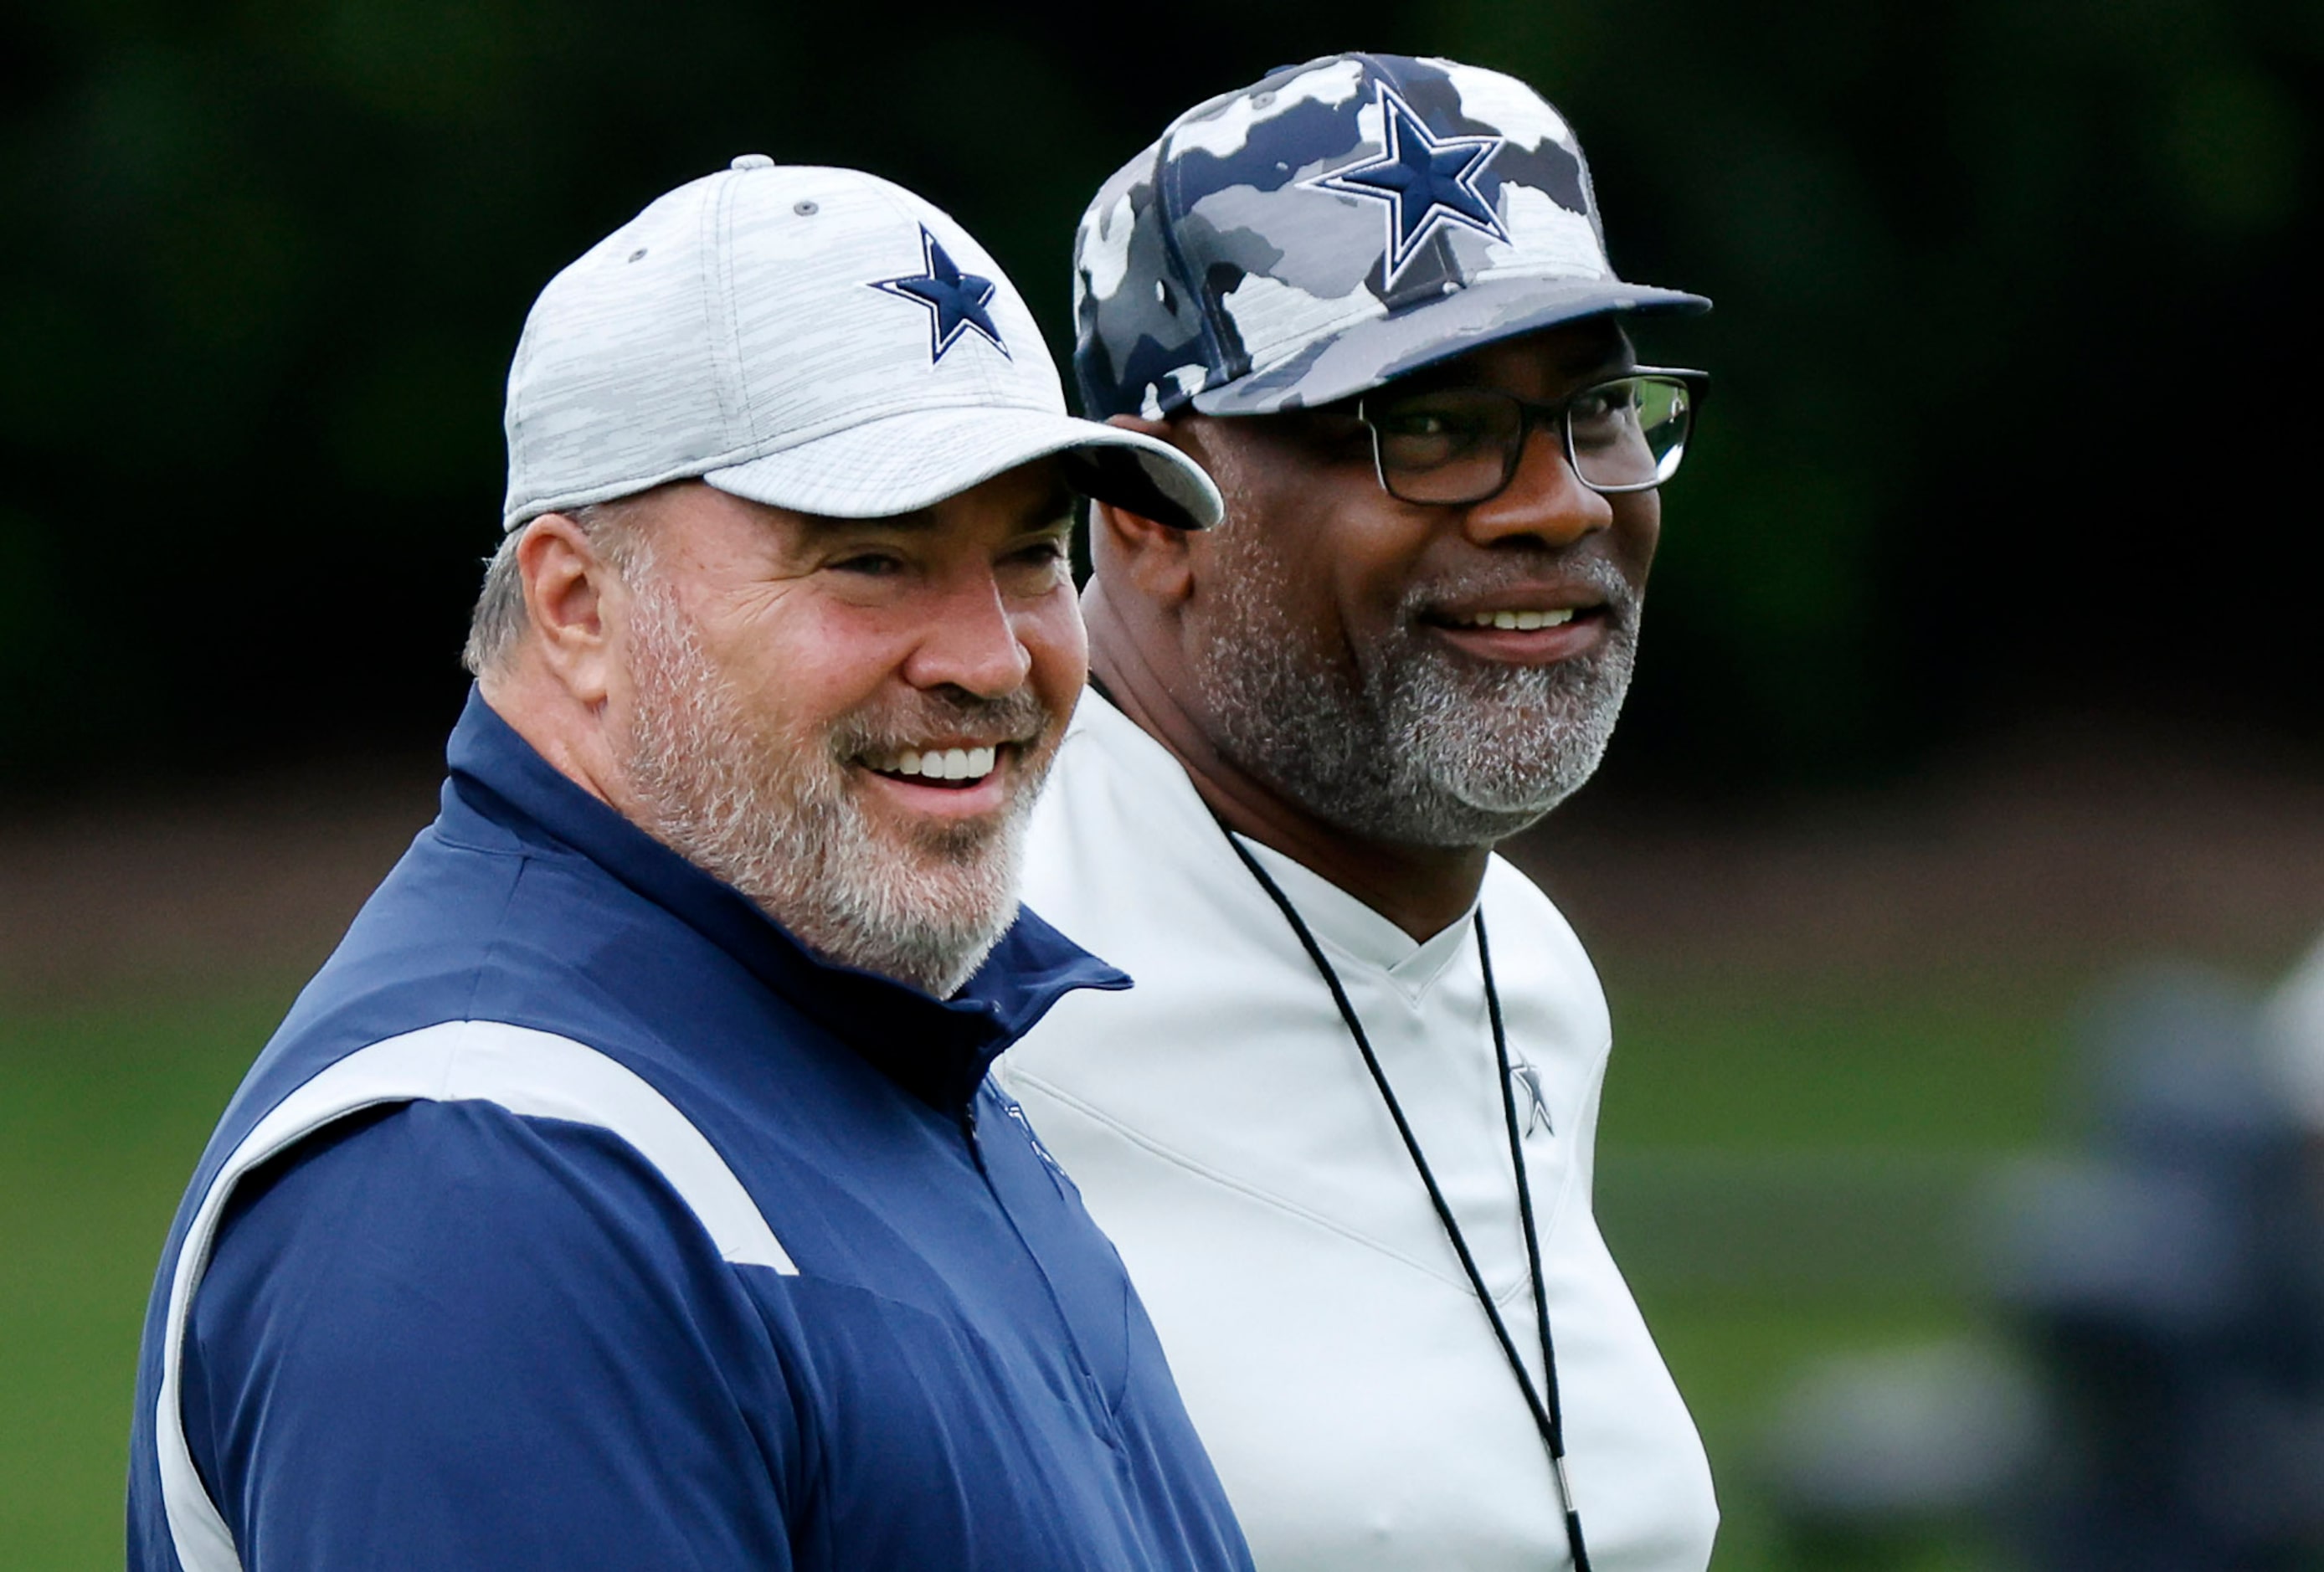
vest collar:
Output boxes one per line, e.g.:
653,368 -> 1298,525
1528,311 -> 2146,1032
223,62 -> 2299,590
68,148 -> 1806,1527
443,688 -> 1126,1112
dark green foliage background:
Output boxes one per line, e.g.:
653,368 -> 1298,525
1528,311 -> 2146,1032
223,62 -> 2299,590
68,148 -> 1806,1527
2,0 -> 2316,791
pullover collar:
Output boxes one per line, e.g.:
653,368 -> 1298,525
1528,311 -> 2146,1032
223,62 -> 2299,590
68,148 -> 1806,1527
443,688 -> 1126,1112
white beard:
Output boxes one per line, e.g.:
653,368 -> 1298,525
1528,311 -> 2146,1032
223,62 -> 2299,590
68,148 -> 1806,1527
615,570 -> 1050,997
1190,523 -> 1641,849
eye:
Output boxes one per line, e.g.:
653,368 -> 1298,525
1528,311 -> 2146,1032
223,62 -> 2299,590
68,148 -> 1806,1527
1378,405 -> 1482,440
1370,393 -> 1502,469
1002,533 -> 1073,588
1380,408 -> 1447,438
1567,382 -> 1645,451
828,551 -> 905,578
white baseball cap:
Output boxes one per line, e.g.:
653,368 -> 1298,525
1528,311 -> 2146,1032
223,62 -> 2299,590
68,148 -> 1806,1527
501,156 -> 1222,532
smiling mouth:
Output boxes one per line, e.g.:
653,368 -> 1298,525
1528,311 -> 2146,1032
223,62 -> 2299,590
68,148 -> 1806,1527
1442,608 -> 1578,631
859,744 -> 1004,789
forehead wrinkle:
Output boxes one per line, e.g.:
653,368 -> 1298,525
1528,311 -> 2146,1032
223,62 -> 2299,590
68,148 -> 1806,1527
790,475 -> 1077,541
794,507 -> 939,537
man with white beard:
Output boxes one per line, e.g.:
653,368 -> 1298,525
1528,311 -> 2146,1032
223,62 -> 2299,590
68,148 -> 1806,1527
995,55 -> 1720,1570
126,158 -> 1254,1572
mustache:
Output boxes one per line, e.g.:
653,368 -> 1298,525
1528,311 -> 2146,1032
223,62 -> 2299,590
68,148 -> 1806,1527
1400,551 -> 1640,625
826,686 -> 1052,756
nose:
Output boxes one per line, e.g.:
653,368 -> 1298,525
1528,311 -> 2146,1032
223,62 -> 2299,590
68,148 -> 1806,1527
899,566 -> 1034,698
1463,424 -> 1614,549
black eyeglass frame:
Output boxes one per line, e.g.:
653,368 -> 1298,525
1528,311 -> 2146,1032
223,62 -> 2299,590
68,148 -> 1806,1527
1354,366 -> 1713,505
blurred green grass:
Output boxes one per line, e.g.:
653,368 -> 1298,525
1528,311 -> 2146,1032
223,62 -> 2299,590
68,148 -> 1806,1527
1602,979 -> 2067,1152
0,982 -> 299,1568
0,972 -> 2073,1569
1597,976 -> 2074,1572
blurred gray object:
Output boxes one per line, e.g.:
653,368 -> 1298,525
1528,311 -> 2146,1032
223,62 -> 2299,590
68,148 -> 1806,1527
1987,966 -> 2324,1570
1759,1338 -> 2043,1539
1754,963 -> 2324,1569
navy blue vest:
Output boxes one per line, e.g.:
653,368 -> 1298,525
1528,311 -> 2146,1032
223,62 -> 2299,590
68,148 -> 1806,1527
128,690 -> 1252,1572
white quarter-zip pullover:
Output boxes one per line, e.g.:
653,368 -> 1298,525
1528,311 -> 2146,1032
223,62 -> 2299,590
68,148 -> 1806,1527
999,692 -> 1717,1571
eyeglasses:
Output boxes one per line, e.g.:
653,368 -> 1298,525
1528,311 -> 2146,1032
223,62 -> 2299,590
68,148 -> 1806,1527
1355,368 -> 1710,506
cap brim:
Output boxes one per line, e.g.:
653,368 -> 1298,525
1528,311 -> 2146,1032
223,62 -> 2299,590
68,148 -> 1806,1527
704,405 -> 1221,530
1191,275 -> 1711,417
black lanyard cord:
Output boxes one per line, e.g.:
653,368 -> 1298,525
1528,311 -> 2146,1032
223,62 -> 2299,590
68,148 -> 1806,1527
1478,917 -> 1589,1566
1218,830 -> 1592,1570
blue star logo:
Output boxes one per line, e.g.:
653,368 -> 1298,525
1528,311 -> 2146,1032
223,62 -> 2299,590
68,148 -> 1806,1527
1310,84 -> 1509,281
869,226 -> 1010,363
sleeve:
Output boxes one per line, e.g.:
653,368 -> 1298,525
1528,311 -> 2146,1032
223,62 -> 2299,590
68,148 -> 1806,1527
177,1098 -> 804,1571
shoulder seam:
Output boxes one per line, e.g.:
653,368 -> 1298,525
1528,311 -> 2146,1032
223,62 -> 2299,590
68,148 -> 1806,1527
153,1020 -> 796,1572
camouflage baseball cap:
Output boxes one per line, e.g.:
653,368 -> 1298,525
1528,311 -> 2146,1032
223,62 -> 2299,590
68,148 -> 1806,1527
1073,53 -> 1710,420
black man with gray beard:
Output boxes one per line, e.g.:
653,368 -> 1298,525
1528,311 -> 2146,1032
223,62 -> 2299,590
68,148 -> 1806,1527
996,53 -> 1719,1571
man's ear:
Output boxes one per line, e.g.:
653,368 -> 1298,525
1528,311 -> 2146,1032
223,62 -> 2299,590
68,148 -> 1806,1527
1094,414 -> 1200,604
1088,497 -> 1195,604
515,513 -> 624,706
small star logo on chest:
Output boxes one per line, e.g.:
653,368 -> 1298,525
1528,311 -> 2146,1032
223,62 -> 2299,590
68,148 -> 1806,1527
1509,1058 -> 1553,1138
869,225 -> 1010,363
1309,83 -> 1509,282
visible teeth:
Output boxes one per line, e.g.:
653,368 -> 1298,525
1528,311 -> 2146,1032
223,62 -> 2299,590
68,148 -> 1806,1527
866,744 -> 999,780
1458,608 -> 1576,630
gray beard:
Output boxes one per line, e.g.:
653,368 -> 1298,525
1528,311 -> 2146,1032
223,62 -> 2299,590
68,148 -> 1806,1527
1190,532 -> 1641,849
617,571 -> 1047,997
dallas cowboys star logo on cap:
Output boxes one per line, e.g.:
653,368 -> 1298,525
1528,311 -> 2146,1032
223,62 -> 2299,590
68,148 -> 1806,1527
870,225 -> 1010,363
1310,82 -> 1509,282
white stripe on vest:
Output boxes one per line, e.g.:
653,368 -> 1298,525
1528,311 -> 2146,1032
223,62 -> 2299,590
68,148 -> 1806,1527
157,1020 -> 799,1572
